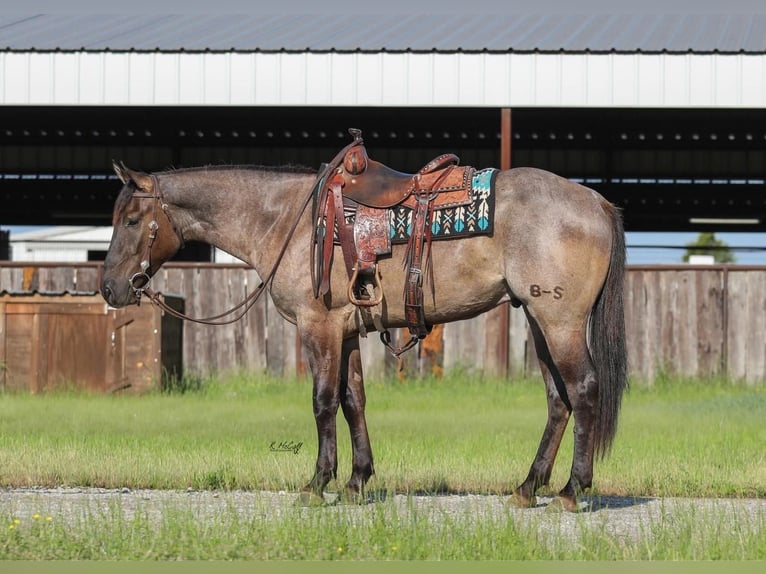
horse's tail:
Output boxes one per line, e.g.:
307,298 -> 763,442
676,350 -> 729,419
589,201 -> 628,459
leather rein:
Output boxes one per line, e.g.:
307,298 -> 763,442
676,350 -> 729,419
127,173 -> 314,326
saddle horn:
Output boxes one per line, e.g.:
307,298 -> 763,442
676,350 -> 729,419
344,128 -> 368,175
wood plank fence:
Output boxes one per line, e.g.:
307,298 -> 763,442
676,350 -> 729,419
2,262 -> 765,385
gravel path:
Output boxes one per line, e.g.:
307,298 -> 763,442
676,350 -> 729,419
2,487 -> 764,543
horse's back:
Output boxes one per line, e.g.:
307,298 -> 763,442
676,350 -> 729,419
501,167 -> 611,213
498,166 -> 615,240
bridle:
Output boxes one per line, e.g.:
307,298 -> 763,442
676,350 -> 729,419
128,174 -> 182,299
126,172 -> 315,326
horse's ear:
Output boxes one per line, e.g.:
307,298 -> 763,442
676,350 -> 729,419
128,170 -> 154,192
112,160 -> 153,192
112,160 -> 129,184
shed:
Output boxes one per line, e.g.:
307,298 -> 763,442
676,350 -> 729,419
0,290 -> 183,393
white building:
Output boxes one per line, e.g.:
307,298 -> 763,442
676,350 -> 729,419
10,226 -> 112,262
9,226 -> 241,263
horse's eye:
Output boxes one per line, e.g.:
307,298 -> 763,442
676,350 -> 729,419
125,218 -> 139,228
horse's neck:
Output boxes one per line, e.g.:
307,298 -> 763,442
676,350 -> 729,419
165,169 -> 314,267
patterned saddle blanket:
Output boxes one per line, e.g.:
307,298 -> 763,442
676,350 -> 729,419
387,167 -> 496,243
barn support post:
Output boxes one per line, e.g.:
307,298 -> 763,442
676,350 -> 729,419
484,108 -> 512,378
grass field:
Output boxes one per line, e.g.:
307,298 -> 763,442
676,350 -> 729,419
0,372 -> 764,559
0,373 -> 763,497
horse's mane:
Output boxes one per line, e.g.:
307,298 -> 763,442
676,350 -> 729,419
158,164 -> 317,176
113,163 -> 317,218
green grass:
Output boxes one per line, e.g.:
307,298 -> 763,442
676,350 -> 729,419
0,372 -> 764,497
0,372 -> 764,560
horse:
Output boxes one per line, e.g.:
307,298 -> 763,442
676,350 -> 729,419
101,138 -> 627,512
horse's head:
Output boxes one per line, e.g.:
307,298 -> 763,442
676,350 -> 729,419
101,162 -> 184,308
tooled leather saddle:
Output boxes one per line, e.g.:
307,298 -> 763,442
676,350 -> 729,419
311,128 -> 475,356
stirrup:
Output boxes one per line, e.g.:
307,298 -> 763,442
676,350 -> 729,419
348,266 -> 383,307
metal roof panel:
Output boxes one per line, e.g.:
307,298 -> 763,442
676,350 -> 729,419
1,14 -> 765,53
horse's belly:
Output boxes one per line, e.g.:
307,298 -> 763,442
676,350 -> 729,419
375,237 -> 509,327
377,276 -> 509,327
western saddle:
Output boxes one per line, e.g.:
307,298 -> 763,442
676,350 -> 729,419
311,128 -> 475,356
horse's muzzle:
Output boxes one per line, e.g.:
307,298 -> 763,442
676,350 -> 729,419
101,277 -> 134,308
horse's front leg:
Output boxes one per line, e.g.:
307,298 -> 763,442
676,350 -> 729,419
339,335 -> 375,501
298,317 -> 344,506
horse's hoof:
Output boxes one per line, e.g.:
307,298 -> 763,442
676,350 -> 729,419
336,488 -> 365,505
296,491 -> 326,507
508,492 -> 537,509
546,496 -> 579,513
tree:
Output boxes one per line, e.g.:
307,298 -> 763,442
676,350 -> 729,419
682,232 -> 736,263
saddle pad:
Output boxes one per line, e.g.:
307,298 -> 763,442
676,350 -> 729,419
389,168 -> 497,243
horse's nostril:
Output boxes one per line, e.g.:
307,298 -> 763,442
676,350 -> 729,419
101,280 -> 114,303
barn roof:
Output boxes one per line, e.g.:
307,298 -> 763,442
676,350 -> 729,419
2,13 -> 766,54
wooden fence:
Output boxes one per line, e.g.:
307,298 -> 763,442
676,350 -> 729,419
2,262 -> 765,384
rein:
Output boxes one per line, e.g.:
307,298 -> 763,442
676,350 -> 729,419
129,173 -> 315,326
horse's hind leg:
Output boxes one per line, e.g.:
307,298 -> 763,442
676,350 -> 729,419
511,310 -> 572,508
515,309 -> 598,512
554,347 -> 599,512
339,335 -> 375,501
